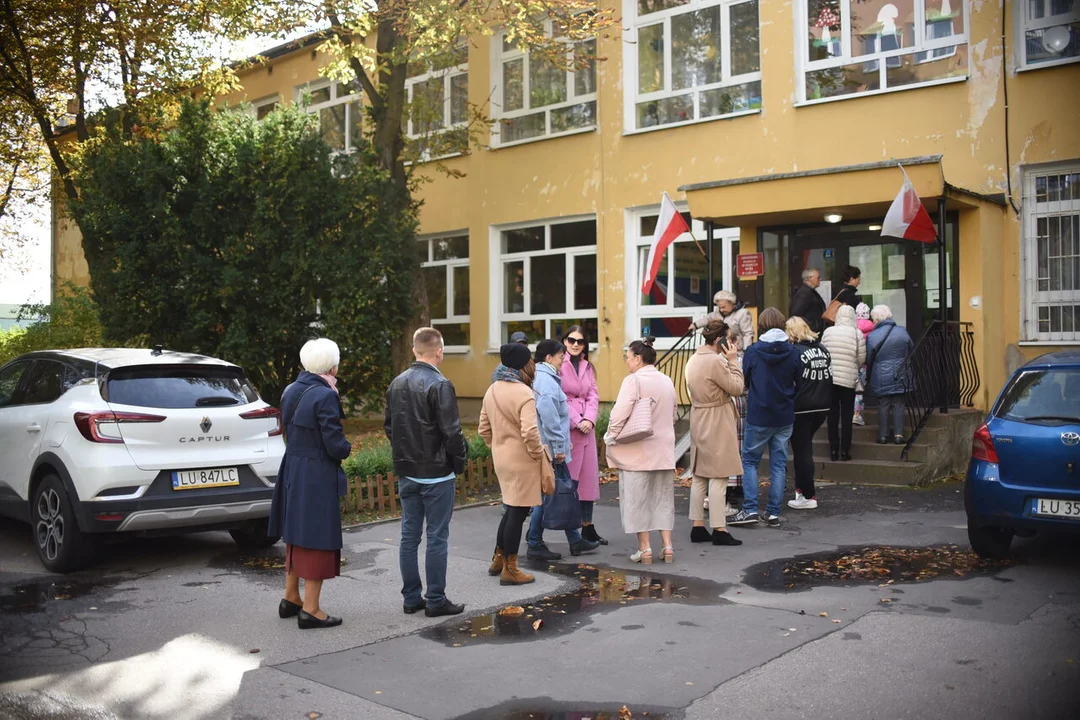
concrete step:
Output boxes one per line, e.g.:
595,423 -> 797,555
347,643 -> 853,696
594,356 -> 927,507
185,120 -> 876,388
758,454 -> 927,486
859,406 -> 983,430
808,438 -> 929,463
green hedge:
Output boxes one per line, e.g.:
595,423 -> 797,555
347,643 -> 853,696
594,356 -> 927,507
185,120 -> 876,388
342,432 -> 491,479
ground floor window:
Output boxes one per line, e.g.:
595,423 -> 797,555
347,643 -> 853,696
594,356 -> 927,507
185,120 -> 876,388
419,233 -> 470,349
1023,164 -> 1080,343
495,218 -> 598,344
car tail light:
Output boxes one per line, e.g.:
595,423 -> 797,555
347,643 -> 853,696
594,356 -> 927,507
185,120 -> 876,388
74,411 -> 166,443
971,423 -> 999,464
239,406 -> 283,437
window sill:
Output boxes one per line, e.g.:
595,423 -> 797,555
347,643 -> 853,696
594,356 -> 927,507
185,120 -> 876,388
1018,340 -> 1080,346
795,74 -> 967,107
490,125 -> 597,150
1015,55 -> 1080,73
622,108 -> 761,137
443,346 -> 472,355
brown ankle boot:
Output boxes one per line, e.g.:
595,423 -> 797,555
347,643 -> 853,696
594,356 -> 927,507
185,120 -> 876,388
500,555 -> 535,586
488,548 -> 505,576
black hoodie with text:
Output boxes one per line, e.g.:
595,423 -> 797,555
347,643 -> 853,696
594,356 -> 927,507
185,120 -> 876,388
793,340 -> 832,413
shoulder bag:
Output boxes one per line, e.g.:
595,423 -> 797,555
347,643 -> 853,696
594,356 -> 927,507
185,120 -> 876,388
821,290 -> 845,325
612,373 -> 656,444
865,324 -> 896,394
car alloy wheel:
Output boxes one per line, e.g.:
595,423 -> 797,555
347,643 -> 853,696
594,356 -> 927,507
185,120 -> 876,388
35,486 -> 65,562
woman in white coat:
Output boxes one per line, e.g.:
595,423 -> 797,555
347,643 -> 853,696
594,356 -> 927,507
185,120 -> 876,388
821,305 -> 866,461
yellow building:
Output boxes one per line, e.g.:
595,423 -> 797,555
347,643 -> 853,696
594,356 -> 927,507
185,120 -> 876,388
54,0 -> 1080,420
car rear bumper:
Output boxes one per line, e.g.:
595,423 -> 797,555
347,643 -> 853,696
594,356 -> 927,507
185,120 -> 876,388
965,460 -> 1080,533
113,499 -> 272,532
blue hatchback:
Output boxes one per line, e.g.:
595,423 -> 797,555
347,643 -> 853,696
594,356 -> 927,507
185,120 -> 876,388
965,350 -> 1080,558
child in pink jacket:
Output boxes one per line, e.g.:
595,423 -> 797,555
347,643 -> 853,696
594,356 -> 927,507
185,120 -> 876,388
853,303 -> 873,425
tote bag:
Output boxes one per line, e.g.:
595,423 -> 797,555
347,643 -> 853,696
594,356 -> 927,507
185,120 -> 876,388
541,462 -> 582,530
612,374 -> 655,444
821,292 -> 844,325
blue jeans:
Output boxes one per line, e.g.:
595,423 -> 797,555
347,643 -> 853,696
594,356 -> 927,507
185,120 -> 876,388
398,478 -> 455,609
741,423 -> 793,517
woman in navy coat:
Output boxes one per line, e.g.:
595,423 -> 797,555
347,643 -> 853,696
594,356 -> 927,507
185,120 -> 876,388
268,338 -> 352,629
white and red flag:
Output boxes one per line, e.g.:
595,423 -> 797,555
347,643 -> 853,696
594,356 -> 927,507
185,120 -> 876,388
641,192 -> 692,295
881,165 -> 937,243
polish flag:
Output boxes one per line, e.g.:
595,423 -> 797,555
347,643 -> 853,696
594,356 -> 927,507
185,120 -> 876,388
881,166 -> 937,243
642,192 -> 692,294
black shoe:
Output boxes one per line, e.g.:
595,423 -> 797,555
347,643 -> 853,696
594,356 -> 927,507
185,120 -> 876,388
582,524 -> 609,546
765,514 -> 782,527
830,450 -> 839,461
278,598 -> 302,619
425,601 -> 465,618
527,544 -> 562,561
894,435 -> 905,445
712,530 -> 743,546
691,526 -> 713,543
297,610 -> 342,629
841,453 -> 853,462
876,437 -> 888,445
569,538 -> 600,556
403,600 -> 426,615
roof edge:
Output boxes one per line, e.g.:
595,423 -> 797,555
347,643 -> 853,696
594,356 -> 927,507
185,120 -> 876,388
678,155 -> 944,193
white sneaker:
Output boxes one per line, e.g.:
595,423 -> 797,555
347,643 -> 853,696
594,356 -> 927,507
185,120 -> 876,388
788,493 -> 818,510
724,504 -> 735,516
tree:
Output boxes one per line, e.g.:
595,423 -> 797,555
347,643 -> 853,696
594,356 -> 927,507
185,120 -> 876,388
0,283 -> 105,365
71,99 -> 418,406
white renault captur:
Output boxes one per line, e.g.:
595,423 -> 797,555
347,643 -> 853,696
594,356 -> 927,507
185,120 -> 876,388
0,347 -> 286,572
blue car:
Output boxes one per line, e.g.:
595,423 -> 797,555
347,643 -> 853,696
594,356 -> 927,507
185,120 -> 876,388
965,350 -> 1080,558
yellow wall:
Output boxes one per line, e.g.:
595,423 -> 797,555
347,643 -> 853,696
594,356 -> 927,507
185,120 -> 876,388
52,1 -> 1080,406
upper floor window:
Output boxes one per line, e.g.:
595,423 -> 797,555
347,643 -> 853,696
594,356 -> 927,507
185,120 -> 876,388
492,23 -> 597,147
1022,164 -> 1080,343
798,0 -> 968,104
1018,0 -> 1079,70
419,233 -> 471,349
627,0 -> 762,131
406,47 -> 469,160
252,96 -> 279,121
296,80 -> 364,153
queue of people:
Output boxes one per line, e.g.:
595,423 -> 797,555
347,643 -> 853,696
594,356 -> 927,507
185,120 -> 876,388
268,280 -> 914,628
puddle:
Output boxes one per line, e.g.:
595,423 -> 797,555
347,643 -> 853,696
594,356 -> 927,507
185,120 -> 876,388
452,700 -> 674,720
208,546 -> 288,579
742,544 -> 1011,592
0,577 -> 127,615
422,562 -> 728,646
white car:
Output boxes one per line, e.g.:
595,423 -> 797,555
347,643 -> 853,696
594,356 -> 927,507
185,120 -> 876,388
0,347 -> 286,572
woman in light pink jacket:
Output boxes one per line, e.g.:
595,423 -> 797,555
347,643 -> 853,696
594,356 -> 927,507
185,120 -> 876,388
604,337 -> 678,564
560,325 -> 606,545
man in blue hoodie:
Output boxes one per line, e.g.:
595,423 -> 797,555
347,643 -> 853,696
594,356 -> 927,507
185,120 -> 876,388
729,308 -> 802,527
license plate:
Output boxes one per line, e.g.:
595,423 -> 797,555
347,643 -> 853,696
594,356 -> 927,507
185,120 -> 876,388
1033,497 -> 1080,519
172,467 -> 239,490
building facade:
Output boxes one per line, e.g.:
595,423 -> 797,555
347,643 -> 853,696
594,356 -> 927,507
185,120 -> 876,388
53,0 -> 1080,411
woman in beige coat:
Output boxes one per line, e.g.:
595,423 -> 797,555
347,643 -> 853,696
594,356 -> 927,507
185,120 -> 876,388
685,319 -> 745,547
478,343 -> 543,586
604,337 -> 678,564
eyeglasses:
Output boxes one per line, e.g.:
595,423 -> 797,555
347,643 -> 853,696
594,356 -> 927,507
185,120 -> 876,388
565,337 -> 586,346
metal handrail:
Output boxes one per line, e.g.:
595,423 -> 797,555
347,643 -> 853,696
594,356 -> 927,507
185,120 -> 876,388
654,324 -> 704,424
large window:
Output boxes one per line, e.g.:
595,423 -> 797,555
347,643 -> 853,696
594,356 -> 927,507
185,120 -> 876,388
627,207 -> 741,347
627,0 -> 762,131
492,23 -> 597,146
419,234 -> 471,349
1023,164 -> 1080,343
799,0 -> 968,103
495,218 -> 598,343
406,47 -> 469,160
296,80 -> 364,153
1018,0 -> 1080,70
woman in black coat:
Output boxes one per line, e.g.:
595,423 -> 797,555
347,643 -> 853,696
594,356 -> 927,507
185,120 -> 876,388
835,265 -> 862,309
268,338 -> 352,629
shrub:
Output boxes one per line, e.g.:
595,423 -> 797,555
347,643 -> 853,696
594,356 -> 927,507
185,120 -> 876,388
467,432 -> 491,460
342,442 -> 394,479
0,283 -> 105,365
595,405 -> 611,441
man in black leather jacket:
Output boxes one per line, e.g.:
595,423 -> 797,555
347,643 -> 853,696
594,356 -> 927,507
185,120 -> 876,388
385,327 -> 468,618
790,268 -> 827,334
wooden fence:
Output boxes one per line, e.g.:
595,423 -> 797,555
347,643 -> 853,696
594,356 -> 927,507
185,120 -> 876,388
340,456 -> 498,517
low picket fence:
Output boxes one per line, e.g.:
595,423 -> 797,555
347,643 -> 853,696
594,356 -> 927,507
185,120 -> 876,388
340,456 -> 499,516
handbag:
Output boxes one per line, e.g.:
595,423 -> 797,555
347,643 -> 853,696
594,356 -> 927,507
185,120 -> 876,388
540,446 -> 556,496
612,374 -> 656,444
821,292 -> 844,325
541,461 -> 583,530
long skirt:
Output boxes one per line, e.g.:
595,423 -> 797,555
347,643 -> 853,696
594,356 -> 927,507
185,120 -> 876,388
286,543 -> 340,581
618,469 -> 675,534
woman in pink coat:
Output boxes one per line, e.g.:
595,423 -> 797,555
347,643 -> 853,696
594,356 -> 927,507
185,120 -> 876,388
560,325 -> 606,545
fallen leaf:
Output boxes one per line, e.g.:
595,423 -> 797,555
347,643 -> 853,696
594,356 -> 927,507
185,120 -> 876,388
532,619 -> 543,631
831,619 -> 841,624
452,643 -> 462,647
783,632 -> 791,637
944,685 -> 955,690
498,606 -> 525,617
618,705 -> 633,720
375,691 -> 382,695
818,612 -> 829,618
307,714 -> 322,719
248,648 -> 260,654
788,628 -> 797,632
685,681 -> 694,686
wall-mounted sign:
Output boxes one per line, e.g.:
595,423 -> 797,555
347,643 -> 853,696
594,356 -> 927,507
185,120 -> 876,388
736,252 -> 764,278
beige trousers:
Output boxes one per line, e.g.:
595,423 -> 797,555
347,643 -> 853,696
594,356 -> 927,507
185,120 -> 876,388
689,476 -> 728,529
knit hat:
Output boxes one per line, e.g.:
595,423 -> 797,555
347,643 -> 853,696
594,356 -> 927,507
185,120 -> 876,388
500,343 -> 531,370
856,302 -> 871,320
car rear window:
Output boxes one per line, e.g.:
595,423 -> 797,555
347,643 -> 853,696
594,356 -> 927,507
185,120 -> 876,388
995,368 -> 1080,424
105,365 -> 259,409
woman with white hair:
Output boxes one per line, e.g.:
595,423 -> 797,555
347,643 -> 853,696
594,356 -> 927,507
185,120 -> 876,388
694,290 -> 754,350
821,305 -> 866,461
866,306 -> 915,445
268,338 -> 352,629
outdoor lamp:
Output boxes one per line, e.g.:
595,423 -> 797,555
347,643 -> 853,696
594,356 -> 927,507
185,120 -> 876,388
1042,25 -> 1071,54
824,213 -> 843,224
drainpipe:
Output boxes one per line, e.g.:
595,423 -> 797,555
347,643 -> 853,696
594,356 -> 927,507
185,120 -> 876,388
705,220 -> 715,298
938,197 -> 949,415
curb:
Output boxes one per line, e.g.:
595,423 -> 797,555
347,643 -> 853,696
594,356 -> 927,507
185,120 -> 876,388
342,498 -> 501,532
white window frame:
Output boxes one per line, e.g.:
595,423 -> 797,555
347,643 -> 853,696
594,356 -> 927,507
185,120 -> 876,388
795,0 -> 970,106
488,216 -> 599,349
1016,0 -> 1080,71
250,95 -> 280,121
1021,161 -> 1080,344
295,79 -> 365,154
419,232 -> 471,353
405,55 -> 469,161
623,0 -> 763,134
490,22 -> 598,148
624,204 -> 741,351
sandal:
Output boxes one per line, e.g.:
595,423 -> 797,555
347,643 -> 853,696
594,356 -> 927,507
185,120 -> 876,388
659,546 -> 675,564
630,548 -> 653,564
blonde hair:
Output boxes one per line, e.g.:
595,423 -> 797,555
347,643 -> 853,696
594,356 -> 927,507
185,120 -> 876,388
412,327 -> 443,357
785,316 -> 818,343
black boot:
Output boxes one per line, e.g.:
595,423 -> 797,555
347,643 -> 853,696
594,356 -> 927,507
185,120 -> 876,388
690,526 -> 713,543
712,530 -> 742,546
569,538 -> 600,556
582,524 -> 608,546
